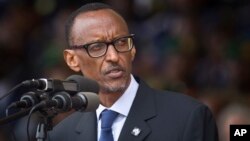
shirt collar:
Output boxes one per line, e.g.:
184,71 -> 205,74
96,75 -> 139,119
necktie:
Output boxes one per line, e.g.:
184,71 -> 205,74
99,110 -> 119,141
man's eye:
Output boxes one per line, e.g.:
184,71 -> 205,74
89,43 -> 105,51
115,38 -> 127,46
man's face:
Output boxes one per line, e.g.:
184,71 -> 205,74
65,9 -> 136,94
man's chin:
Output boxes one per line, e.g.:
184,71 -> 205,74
100,75 -> 130,93
101,82 -> 127,94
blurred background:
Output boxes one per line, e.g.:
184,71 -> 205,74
0,0 -> 250,141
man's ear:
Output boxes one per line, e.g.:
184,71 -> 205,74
131,46 -> 136,61
64,50 -> 81,72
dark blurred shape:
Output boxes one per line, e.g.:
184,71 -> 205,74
217,102 -> 250,141
1,0 -> 250,140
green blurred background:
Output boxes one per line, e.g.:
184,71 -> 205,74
0,0 -> 250,141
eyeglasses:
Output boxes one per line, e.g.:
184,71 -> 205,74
69,34 -> 135,58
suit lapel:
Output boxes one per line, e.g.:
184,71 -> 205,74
74,112 -> 97,141
118,80 -> 157,141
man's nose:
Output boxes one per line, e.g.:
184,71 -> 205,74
105,44 -> 119,62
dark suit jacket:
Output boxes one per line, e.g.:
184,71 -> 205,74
47,79 -> 218,141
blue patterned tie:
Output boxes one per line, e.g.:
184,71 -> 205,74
99,110 -> 119,141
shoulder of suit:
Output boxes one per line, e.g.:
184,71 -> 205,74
137,79 -> 205,109
157,89 -> 207,110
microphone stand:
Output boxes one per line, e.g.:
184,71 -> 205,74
35,106 -> 57,141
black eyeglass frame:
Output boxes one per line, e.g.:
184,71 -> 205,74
69,34 -> 135,58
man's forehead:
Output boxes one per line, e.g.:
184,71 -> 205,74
72,10 -> 122,32
72,9 -> 128,33
76,9 -> 117,20
70,9 -> 128,44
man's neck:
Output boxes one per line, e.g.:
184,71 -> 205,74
99,92 -> 123,107
99,76 -> 132,107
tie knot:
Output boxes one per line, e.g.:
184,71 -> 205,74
101,110 -> 118,129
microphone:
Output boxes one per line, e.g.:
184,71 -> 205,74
73,92 -> 100,112
0,92 -> 99,125
21,75 -> 99,94
34,91 -> 99,112
7,91 -> 40,109
66,75 -> 99,93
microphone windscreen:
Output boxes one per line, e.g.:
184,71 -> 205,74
66,75 -> 100,93
78,92 -> 99,112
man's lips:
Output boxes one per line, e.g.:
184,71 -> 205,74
106,69 -> 123,78
104,66 -> 125,78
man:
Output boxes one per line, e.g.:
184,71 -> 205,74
48,2 -> 218,141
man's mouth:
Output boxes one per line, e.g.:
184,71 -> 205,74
104,66 -> 124,79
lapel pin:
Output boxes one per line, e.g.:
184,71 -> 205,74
131,127 -> 141,136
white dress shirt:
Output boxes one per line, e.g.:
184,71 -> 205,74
96,75 -> 139,141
